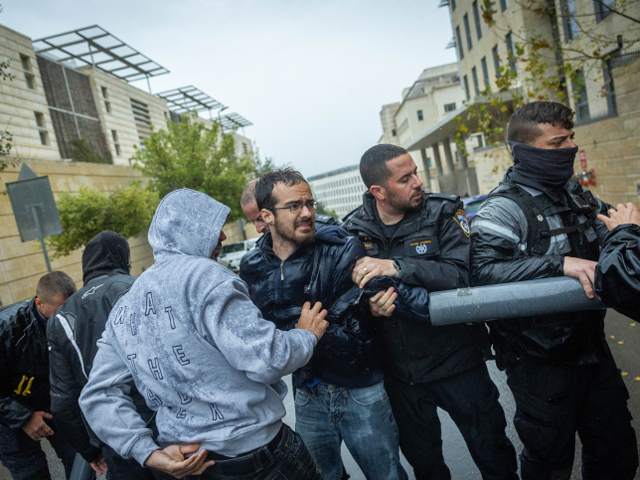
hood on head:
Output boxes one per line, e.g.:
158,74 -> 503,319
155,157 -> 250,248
83,231 -> 130,283
148,189 -> 231,261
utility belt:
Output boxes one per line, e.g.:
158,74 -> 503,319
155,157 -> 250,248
203,424 -> 288,477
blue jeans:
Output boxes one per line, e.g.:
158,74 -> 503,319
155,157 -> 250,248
294,381 -> 407,480
0,422 -> 75,480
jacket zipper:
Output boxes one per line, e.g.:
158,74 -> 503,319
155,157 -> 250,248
280,260 -> 285,281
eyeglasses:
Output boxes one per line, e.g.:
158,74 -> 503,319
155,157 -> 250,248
272,200 -> 318,214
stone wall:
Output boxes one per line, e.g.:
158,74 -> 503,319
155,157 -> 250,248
0,158 -> 152,305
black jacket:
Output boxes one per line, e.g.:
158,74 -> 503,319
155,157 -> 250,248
240,225 -> 429,388
596,224 -> 640,321
471,171 -> 611,368
0,299 -> 51,429
343,191 -> 489,385
47,231 -> 150,462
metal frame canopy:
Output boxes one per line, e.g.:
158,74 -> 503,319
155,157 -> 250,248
219,113 -> 253,130
33,25 -> 169,82
156,86 -> 226,114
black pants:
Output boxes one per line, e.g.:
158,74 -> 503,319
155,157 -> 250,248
0,421 -> 75,480
385,362 -> 518,480
506,359 -> 638,480
190,424 -> 320,480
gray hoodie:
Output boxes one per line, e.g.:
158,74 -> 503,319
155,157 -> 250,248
79,189 -> 317,466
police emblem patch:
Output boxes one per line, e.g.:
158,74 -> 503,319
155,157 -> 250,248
453,209 -> 471,237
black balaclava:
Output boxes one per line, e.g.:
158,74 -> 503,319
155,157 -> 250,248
82,231 -> 130,283
509,140 -> 578,191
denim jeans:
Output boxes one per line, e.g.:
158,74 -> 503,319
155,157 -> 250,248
294,381 -> 407,480
0,422 -> 75,480
190,423 -> 321,480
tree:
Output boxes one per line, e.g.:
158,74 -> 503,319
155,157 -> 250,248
315,201 -> 338,219
47,183 -> 159,258
132,116 -> 254,220
455,0 -> 640,156
0,10 -> 14,173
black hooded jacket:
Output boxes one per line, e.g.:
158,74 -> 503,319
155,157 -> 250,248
0,299 -> 52,429
240,225 -> 430,388
47,231 -> 150,462
596,224 -> 640,321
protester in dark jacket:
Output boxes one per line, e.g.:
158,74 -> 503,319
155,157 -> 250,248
240,169 -> 429,480
48,231 -> 162,479
596,202 -> 640,321
0,271 -> 77,479
343,144 -> 516,480
471,101 -> 638,479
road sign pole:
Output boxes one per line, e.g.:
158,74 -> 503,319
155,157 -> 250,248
31,206 -> 52,273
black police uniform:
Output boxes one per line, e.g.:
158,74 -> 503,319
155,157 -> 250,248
344,191 -> 518,480
596,223 -> 640,321
471,170 -> 639,480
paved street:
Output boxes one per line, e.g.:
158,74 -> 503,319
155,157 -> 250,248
2,309 -> 639,479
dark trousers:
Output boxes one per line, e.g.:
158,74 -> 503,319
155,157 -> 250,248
506,359 -> 639,480
102,443 -> 174,480
385,363 -> 518,480
189,424 -> 321,480
0,421 -> 75,480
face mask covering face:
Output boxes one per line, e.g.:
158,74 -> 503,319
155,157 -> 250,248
509,140 -> 578,190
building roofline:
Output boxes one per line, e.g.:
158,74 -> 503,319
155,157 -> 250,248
307,164 -> 360,181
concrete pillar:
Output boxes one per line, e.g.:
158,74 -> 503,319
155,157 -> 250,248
420,148 -> 432,189
458,147 -> 469,170
443,138 -> 455,174
431,143 -> 444,176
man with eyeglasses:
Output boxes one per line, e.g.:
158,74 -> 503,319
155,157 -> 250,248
240,169 -> 411,480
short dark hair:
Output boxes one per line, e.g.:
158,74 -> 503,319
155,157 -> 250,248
507,101 -> 575,145
36,271 -> 76,304
255,168 -> 308,211
360,144 -> 407,188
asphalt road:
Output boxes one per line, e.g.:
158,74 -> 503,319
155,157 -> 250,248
2,309 -> 639,479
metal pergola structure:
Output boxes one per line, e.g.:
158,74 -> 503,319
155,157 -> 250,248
219,113 -> 253,131
155,86 -> 226,114
33,25 -> 170,84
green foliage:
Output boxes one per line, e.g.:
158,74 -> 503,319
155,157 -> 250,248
47,183 -> 160,258
315,201 -> 338,219
0,54 -> 14,172
71,138 -> 113,164
132,116 -> 254,220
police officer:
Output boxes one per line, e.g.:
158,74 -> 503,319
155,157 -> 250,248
343,144 -> 517,480
471,101 -> 638,479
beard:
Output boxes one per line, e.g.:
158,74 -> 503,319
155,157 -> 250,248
386,188 -> 423,213
273,215 -> 315,247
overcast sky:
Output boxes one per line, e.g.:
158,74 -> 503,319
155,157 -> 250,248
2,0 -> 457,178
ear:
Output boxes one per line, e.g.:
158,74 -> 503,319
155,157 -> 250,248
34,297 -> 44,310
370,185 -> 386,202
261,208 -> 275,226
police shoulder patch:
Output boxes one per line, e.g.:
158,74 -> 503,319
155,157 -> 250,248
453,209 -> 471,237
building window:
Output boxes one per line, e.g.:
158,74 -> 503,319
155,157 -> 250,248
242,142 -> 248,154
417,110 -> 424,121
456,26 -> 464,59
492,45 -> 501,77
131,98 -> 151,141
463,75 -> 470,101
34,111 -> 44,128
112,130 -> 120,156
561,0 -> 579,41
500,0 -> 509,11
472,66 -> 480,96
506,31 -> 517,74
602,58 -> 617,116
39,131 -> 49,146
594,0 -> 613,22
101,86 -> 108,98
573,70 -> 590,122
481,57 -> 490,89
464,14 -> 473,51
105,101 -> 111,113
25,73 -> 35,89
472,1 -> 482,40
444,102 -> 457,112
451,0 -> 456,10
391,129 -> 396,136
20,54 -> 31,71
